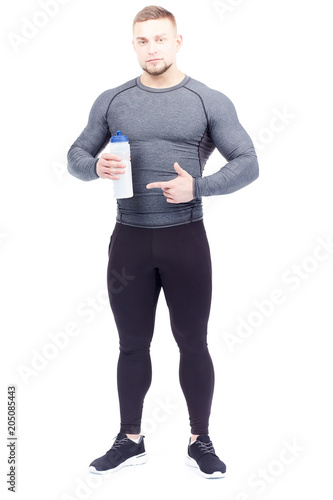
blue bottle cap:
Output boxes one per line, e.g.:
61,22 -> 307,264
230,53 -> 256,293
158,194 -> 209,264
110,130 -> 129,142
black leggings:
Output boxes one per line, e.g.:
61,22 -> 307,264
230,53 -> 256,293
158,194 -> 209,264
106,219 -> 215,435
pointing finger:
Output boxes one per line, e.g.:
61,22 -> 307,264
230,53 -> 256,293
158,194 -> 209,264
146,182 -> 169,189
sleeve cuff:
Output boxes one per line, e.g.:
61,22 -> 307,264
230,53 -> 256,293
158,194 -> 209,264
193,177 -> 199,198
91,158 -> 100,180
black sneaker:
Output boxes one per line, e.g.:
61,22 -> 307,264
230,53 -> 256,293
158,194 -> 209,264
186,434 -> 226,478
89,432 -> 147,474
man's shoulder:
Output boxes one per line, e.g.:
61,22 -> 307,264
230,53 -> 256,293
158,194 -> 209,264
185,76 -> 232,106
94,78 -> 138,105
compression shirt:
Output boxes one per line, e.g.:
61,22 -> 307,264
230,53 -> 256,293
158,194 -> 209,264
67,75 -> 259,228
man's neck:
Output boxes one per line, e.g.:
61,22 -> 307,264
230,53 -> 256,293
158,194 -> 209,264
140,67 -> 186,89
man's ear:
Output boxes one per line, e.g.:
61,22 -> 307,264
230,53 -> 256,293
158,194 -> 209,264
176,34 -> 183,52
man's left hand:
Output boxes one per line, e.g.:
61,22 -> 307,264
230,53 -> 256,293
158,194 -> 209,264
146,162 -> 194,203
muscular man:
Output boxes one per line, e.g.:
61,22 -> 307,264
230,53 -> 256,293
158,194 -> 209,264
67,5 -> 259,479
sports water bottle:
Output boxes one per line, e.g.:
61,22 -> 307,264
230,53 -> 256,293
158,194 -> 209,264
109,130 -> 133,199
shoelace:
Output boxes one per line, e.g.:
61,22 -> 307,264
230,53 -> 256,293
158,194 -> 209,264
196,440 -> 216,455
106,435 -> 129,454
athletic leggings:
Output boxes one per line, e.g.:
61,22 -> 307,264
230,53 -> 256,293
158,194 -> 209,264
106,219 -> 215,435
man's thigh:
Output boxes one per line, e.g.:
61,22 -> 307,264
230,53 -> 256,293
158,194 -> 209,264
107,224 -> 162,349
155,221 -> 212,346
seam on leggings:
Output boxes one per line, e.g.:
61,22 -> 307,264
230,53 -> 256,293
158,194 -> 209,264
186,223 -> 211,272
151,228 -> 156,269
190,205 -> 194,222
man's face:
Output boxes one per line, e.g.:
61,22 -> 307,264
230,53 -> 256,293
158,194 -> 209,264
132,18 -> 182,77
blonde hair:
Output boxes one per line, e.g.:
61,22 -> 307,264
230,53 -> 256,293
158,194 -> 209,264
133,5 -> 177,30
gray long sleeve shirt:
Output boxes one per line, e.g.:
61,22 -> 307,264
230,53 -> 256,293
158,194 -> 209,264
67,75 -> 259,228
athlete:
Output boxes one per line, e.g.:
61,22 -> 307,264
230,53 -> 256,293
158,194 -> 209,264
67,6 -> 259,479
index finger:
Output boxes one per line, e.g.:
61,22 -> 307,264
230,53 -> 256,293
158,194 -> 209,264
146,182 -> 169,189
101,153 -> 122,161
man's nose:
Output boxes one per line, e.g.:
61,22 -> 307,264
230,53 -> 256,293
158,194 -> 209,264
148,41 -> 158,54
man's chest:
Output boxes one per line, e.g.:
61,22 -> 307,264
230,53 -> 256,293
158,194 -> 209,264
106,89 -> 208,146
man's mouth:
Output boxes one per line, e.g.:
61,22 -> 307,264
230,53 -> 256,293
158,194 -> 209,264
147,58 -> 162,63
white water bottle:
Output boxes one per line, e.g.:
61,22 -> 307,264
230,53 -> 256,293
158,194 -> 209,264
109,130 -> 133,199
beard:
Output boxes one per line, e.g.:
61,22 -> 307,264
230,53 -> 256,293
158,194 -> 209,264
142,60 -> 173,76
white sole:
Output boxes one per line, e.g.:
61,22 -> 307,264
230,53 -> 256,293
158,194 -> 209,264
89,452 -> 148,475
186,454 -> 226,479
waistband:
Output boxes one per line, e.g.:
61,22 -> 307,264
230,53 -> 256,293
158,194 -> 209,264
116,202 -> 203,229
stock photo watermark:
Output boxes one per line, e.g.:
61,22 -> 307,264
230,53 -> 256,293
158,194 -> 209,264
213,0 -> 246,21
141,396 -> 179,435
61,472 -> 106,500
60,395 -> 178,499
223,234 -> 333,353
17,268 -> 135,385
0,231 -> 9,246
202,104 -> 294,218
230,438 -> 306,500
252,106 -> 296,152
52,161 -> 68,183
7,0 -> 72,53
0,233 -> 8,247
6,385 -> 18,493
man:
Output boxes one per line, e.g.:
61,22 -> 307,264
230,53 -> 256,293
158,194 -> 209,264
67,5 -> 259,479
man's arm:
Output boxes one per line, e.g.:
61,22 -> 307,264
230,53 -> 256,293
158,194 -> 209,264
67,91 -> 112,181
194,92 -> 259,198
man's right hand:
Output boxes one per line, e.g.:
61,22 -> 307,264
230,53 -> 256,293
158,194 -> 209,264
96,154 -> 126,180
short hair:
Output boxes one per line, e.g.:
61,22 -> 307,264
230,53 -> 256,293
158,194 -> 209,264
133,5 -> 177,30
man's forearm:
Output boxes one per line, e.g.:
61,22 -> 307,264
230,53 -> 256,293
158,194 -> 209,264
67,143 -> 100,181
193,148 -> 259,198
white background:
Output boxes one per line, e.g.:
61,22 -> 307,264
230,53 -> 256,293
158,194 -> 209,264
1,0 -> 333,499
